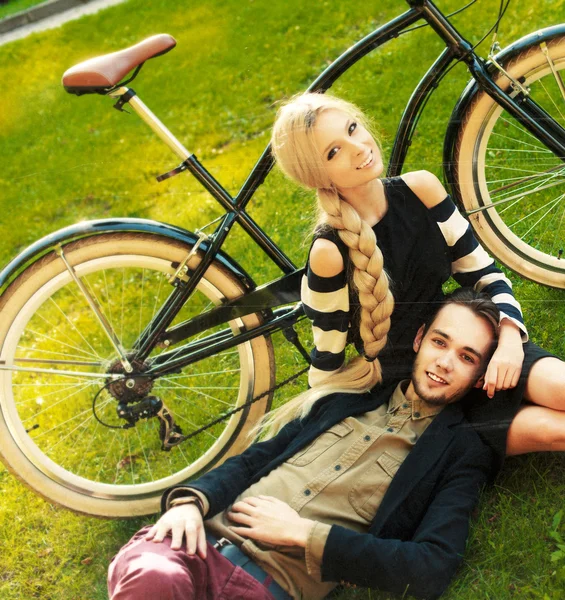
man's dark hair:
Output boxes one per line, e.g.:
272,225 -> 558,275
423,288 -> 500,360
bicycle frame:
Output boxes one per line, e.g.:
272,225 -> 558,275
107,0 -> 565,378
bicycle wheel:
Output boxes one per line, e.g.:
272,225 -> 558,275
0,233 -> 275,517
454,35 -> 565,288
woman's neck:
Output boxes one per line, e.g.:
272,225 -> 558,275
338,178 -> 387,226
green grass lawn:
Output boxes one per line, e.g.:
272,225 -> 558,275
0,0 -> 564,598
0,0 -> 48,20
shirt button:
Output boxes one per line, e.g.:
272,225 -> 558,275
402,403 -> 409,409
414,412 -> 421,418
334,464 -> 341,471
387,427 -> 394,432
304,489 -> 311,496
364,435 -> 371,441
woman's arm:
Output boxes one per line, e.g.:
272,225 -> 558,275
302,237 -> 350,386
403,171 -> 527,394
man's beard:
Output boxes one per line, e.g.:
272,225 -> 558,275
411,370 -> 476,407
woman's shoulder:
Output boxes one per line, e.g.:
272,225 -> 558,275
399,170 -> 448,209
309,236 -> 345,278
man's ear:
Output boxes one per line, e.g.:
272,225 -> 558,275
473,374 -> 485,389
413,325 -> 425,353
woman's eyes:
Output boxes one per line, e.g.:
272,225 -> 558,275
327,122 -> 358,160
327,147 -> 338,161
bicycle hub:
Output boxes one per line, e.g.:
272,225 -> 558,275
107,358 -> 153,403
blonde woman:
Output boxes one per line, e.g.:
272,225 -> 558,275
270,92 -> 565,467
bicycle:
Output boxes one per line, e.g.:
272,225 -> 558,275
0,0 -> 564,518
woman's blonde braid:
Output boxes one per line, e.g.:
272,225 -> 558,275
318,188 -> 394,360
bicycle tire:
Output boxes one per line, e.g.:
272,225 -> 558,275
454,35 -> 565,288
0,232 -> 275,517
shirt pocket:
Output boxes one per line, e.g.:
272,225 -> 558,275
349,451 -> 403,522
286,420 -> 353,467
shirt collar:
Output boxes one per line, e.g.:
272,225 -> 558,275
388,380 -> 444,420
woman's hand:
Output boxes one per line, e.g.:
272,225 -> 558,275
482,320 -> 524,398
145,503 -> 207,557
228,495 -> 315,548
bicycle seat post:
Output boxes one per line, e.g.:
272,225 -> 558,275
108,86 -> 191,162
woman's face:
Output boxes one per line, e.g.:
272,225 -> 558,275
312,108 -> 383,190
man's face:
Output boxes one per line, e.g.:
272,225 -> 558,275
407,303 -> 495,407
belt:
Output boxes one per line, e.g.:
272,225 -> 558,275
207,535 -> 292,600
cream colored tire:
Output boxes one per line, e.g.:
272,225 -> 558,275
454,35 -> 565,288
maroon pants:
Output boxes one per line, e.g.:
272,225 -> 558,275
108,526 -> 276,600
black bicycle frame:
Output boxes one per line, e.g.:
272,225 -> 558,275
126,0 -> 565,377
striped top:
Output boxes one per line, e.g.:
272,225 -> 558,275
302,177 -> 527,387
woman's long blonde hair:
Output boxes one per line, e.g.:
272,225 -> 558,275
259,93 -> 394,438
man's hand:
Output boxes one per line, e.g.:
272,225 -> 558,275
228,495 -> 315,547
145,503 -> 207,557
482,320 -> 524,398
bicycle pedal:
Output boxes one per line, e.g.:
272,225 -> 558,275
156,161 -> 189,182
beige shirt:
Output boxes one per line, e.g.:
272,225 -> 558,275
169,381 -> 442,599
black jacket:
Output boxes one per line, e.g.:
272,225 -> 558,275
163,382 -> 493,599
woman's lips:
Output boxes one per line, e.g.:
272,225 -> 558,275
357,150 -> 373,169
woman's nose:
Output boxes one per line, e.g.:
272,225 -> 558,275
344,137 -> 364,154
352,140 -> 365,154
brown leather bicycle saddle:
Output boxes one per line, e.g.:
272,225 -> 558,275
62,34 -> 176,94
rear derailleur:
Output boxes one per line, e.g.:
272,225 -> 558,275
100,360 -> 186,450
116,396 -> 185,450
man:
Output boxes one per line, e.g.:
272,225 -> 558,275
108,288 -> 498,600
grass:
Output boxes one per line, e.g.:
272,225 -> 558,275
0,0 -> 564,598
0,0 -> 48,20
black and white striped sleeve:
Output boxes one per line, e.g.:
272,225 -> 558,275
429,196 -> 528,340
301,263 -> 350,387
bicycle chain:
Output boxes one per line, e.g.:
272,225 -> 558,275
162,365 -> 310,448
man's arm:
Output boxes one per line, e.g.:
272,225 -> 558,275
320,438 -> 492,599
161,416 -> 305,516
147,418 -> 307,553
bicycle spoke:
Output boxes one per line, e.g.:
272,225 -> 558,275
165,387 -> 226,421
77,419 -> 103,478
163,369 -> 241,379
134,424 -> 155,482
15,346 -> 104,363
156,379 -> 232,407
510,194 -> 565,238
15,358 -> 105,367
491,171 -> 564,203
17,380 -> 92,407
31,397 -> 112,440
539,79 -> 565,123
166,405 -> 217,441
23,326 -> 101,361
1,364 -> 114,379
100,432 -> 118,484
46,297 -> 103,359
491,130 -> 553,151
497,115 -> 549,143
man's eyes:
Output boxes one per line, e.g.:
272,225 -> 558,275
432,338 -> 476,364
